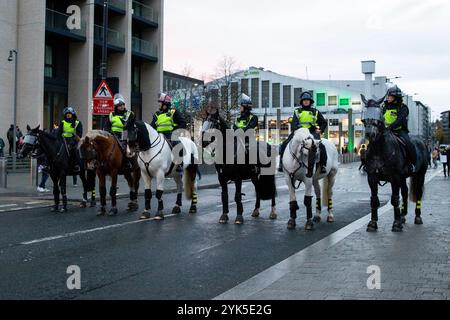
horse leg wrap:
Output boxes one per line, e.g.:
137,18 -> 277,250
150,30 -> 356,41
391,195 -> 400,208
100,187 -> 107,207
144,189 -> 152,211
176,193 -> 182,207
304,196 -> 313,220
328,199 -> 333,210
289,201 -> 299,219
110,187 -> 117,207
221,191 -> 229,214
130,191 -> 138,201
91,190 -> 96,200
156,189 -> 164,211
415,200 -> 422,217
316,198 -> 322,211
192,192 -> 198,205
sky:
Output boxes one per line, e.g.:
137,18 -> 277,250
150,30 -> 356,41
163,0 -> 450,119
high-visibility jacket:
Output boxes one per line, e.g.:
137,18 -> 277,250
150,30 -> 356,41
62,120 -> 80,138
234,114 -> 256,130
384,108 -> 402,131
109,111 -> 131,133
294,108 -> 318,129
155,109 -> 176,133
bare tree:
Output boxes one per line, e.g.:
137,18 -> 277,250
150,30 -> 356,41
181,64 -> 194,78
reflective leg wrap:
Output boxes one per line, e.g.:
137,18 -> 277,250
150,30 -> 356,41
176,193 -> 182,207
328,199 -> 333,210
304,196 -> 313,220
416,200 -> 422,210
289,201 -> 299,219
100,187 -> 107,207
156,189 -> 164,211
145,189 -> 152,211
192,192 -> 198,205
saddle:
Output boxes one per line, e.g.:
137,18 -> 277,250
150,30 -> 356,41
391,133 -> 408,159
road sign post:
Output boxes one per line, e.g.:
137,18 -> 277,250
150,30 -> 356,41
93,80 -> 114,116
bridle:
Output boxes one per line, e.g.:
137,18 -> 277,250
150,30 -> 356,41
287,135 -> 316,189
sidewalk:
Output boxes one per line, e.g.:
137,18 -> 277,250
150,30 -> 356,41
216,169 -> 450,300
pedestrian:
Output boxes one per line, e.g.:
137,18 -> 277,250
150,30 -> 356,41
0,136 -> 5,158
431,148 -> 439,169
442,146 -> 449,177
37,153 -> 50,193
6,124 -> 14,156
358,144 -> 367,171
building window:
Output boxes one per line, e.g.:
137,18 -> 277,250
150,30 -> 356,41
339,98 -> 350,106
283,85 -> 292,108
44,45 -> 54,78
251,78 -> 259,108
272,83 -> 280,108
316,93 -> 326,106
328,96 -> 337,106
262,80 -> 270,108
329,119 -> 339,126
241,79 -> 249,95
231,82 -> 239,107
294,88 -> 303,106
132,64 -> 141,93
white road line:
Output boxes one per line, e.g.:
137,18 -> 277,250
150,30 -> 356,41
0,204 -> 18,208
20,214 -> 177,246
214,168 -> 442,300
25,201 -> 45,205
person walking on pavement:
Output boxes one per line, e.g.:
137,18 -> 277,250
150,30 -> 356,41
432,148 -> 439,169
6,125 -> 14,156
37,152 -> 50,193
442,146 -> 449,177
0,137 -> 5,158
278,91 -> 328,173
358,144 -> 367,171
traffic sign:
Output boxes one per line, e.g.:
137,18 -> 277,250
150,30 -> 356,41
93,80 -> 114,115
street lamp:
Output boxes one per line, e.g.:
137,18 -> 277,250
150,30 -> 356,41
8,49 -> 18,171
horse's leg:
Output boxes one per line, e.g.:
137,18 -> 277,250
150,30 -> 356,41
304,178 -> 314,231
312,178 -> 321,223
139,171 -> 152,219
219,175 -> 229,224
124,170 -> 139,212
188,170 -> 198,214
87,169 -> 96,207
107,173 -> 119,216
50,174 -> 60,212
251,175 -> 260,218
60,175 -> 68,213
413,170 -> 426,225
391,180 -> 403,232
286,175 -> 299,229
367,174 -> 379,232
400,178 -> 408,223
79,169 -> 88,208
154,170 -> 165,220
97,173 -> 107,216
171,173 -> 183,214
326,169 -> 337,223
269,194 -> 277,220
234,179 -> 244,225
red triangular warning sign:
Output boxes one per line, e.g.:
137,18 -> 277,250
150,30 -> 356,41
94,80 -> 114,99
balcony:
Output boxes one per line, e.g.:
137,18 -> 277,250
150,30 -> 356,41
45,9 -> 86,42
94,0 -> 126,15
94,25 -> 126,52
132,1 -> 159,27
132,37 -> 158,61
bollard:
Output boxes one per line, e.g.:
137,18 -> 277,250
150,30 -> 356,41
0,158 -> 7,188
31,158 -> 38,187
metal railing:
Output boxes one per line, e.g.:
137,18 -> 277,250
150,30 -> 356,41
132,1 -> 159,24
94,25 -> 125,49
45,8 -> 86,38
338,153 -> 360,164
132,37 -> 158,58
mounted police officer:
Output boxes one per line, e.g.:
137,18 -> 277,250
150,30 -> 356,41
104,93 -> 136,169
56,106 -> 83,172
278,91 -> 328,173
233,94 -> 258,132
383,85 -> 416,173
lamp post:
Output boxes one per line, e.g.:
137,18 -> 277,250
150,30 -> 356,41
8,49 -> 18,171
263,96 -> 268,142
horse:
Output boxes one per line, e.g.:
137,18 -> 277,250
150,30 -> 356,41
79,130 -> 140,216
19,125 -> 95,212
361,95 -> 429,232
126,121 -> 199,220
281,128 -> 339,230
202,115 -> 277,225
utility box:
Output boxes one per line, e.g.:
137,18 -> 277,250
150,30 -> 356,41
361,60 -> 376,74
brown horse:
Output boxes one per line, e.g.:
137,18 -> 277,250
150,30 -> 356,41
79,131 -> 140,216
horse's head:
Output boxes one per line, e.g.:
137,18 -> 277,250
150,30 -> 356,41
361,94 -> 385,143
18,125 -> 41,159
79,136 -> 97,170
292,128 -> 317,178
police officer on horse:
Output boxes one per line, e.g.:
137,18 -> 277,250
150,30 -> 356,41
55,106 -> 83,172
382,85 -> 416,173
233,94 -> 258,132
278,91 -> 327,173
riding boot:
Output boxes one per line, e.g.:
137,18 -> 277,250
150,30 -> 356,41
319,143 -> 327,174
400,131 -> 416,173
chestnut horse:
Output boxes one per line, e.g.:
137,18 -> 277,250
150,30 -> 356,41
79,131 -> 140,216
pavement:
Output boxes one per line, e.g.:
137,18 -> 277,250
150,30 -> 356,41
0,162 -> 448,300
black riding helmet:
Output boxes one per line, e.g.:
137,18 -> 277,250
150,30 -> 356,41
300,92 -> 315,105
386,85 -> 403,104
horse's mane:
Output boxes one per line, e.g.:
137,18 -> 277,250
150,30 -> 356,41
38,130 -> 57,141
293,128 -> 312,140
85,130 -> 112,140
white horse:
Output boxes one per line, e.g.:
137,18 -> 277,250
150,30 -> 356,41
281,128 -> 338,230
126,121 -> 199,220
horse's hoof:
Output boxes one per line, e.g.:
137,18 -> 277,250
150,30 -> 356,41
79,202 -> 87,209
269,211 -> 277,220
189,206 -> 197,214
305,219 -> 314,231
392,221 -> 403,232
235,215 -> 244,225
414,216 -> 423,225
401,215 -> 406,224
219,214 -> 229,224
154,212 -> 164,220
172,206 -> 181,214
108,208 -> 118,216
287,218 -> 296,230
327,215 -> 335,223
60,207 -> 68,213
127,202 -> 139,212
366,221 -> 378,232
50,206 -> 59,213
139,211 -> 151,220
251,209 -> 260,218
312,215 -> 321,223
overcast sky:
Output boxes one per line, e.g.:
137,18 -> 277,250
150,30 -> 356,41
164,0 -> 450,119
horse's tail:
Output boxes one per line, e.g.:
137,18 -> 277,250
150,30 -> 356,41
257,173 -> 277,200
322,174 -> 330,205
184,164 -> 197,200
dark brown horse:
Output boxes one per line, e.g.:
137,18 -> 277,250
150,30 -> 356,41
79,131 -> 140,216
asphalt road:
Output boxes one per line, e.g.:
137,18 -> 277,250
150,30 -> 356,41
0,163 -> 393,299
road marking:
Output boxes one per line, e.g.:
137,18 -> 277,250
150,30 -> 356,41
0,204 -> 18,208
20,214 -> 177,246
214,168 -> 442,300
25,201 -> 45,205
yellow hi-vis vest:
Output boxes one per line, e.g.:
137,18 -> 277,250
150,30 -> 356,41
295,108 -> 318,129
109,111 -> 131,133
155,109 -> 176,133
235,114 -> 256,130
62,120 -> 80,138
384,109 -> 401,131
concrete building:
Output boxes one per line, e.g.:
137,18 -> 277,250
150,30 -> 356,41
441,111 -> 450,144
1,0 -> 163,143
163,71 -> 204,93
